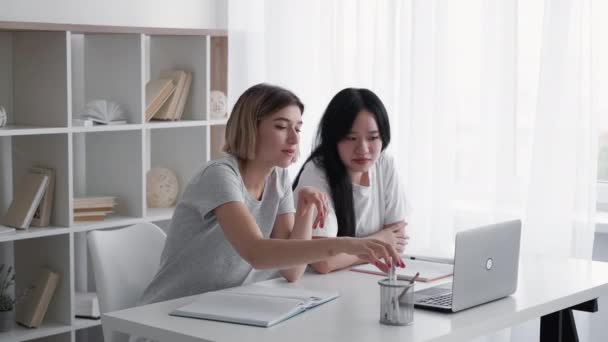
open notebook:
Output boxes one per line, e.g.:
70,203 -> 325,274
351,258 -> 453,282
170,284 -> 339,327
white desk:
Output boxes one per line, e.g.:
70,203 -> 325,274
102,256 -> 608,342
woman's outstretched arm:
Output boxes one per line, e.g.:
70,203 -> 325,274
214,202 -> 403,278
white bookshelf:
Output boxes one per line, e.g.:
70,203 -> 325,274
0,22 -> 229,342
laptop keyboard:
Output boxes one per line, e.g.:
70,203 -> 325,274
417,293 -> 453,307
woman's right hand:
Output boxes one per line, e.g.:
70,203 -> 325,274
339,237 -> 404,273
371,221 -> 409,254
296,186 -> 329,229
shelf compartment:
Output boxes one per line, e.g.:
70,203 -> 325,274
14,234 -> 72,327
70,33 -> 144,126
146,126 -> 206,212
1,134 -> 71,227
148,35 -> 208,121
72,131 -> 144,224
0,31 -> 69,131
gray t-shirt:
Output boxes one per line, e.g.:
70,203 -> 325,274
138,155 -> 296,305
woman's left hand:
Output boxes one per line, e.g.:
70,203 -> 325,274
296,186 -> 329,229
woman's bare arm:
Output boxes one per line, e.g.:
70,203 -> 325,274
214,202 -> 402,272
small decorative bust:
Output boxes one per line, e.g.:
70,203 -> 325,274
209,90 -> 228,119
147,167 -> 179,208
0,106 -> 7,127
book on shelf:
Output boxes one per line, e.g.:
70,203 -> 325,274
17,267 -> 60,328
74,207 -> 114,213
3,173 -> 49,229
171,284 -> 339,327
73,196 -> 116,222
74,196 -> 116,209
75,292 -> 100,319
173,71 -> 192,120
74,215 -> 107,222
351,258 -> 453,283
153,70 -> 187,120
148,69 -> 193,121
74,211 -> 111,222
30,167 -> 55,227
78,99 -> 127,125
145,78 -> 175,121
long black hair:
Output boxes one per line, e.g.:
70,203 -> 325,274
293,88 -> 391,237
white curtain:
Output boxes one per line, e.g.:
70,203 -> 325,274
228,0 -> 600,339
229,0 -> 598,259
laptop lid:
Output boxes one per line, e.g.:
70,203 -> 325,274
450,219 -> 522,312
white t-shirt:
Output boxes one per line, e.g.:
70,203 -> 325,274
294,153 -> 408,238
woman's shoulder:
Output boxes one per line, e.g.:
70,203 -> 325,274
374,152 -> 402,186
190,155 -> 240,186
376,152 -> 398,172
179,155 -> 244,204
296,159 -> 328,187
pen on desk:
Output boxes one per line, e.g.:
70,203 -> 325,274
404,255 -> 454,265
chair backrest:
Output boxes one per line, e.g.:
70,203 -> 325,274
87,222 -> 166,314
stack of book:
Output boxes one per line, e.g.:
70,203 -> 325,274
145,69 -> 193,121
73,196 -> 116,222
3,166 -> 55,229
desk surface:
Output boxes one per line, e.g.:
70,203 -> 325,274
102,256 -> 608,342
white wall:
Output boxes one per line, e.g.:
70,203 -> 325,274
0,0 -> 227,29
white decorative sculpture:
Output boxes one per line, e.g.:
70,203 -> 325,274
209,90 -> 228,119
0,106 -> 7,127
147,167 -> 179,208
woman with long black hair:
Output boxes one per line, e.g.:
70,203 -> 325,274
293,88 -> 409,274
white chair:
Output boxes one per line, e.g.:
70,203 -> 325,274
88,222 -> 166,342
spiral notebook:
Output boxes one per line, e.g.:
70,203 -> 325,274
171,284 -> 339,327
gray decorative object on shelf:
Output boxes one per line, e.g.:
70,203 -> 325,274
0,105 -> 7,127
147,167 -> 179,208
209,90 -> 228,119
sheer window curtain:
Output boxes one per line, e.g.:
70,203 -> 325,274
229,0 -> 597,257
228,0 -> 599,340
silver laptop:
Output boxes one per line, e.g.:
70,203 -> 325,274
414,219 -> 522,313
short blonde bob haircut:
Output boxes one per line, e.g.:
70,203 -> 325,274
223,83 -> 304,161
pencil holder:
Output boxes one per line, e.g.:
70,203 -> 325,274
378,278 -> 415,326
